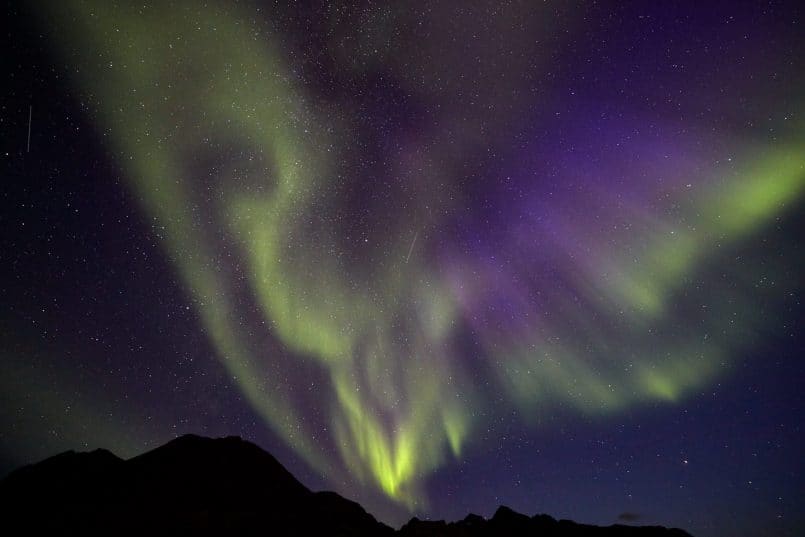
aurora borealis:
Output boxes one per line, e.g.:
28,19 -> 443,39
2,2 -> 804,536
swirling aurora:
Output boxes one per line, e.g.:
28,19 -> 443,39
4,1 -> 804,535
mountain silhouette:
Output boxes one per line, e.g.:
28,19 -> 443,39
0,434 -> 692,536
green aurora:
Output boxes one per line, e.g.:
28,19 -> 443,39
36,0 -> 805,509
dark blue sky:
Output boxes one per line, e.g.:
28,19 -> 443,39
2,2 -> 803,536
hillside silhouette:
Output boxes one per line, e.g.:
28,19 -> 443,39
0,435 -> 693,536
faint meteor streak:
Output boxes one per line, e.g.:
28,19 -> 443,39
27,105 -> 32,153
405,231 -> 419,263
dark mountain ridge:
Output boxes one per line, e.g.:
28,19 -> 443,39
0,434 -> 692,536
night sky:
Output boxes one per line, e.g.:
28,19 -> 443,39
2,2 -> 804,536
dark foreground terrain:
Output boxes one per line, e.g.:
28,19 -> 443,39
0,435 -> 692,536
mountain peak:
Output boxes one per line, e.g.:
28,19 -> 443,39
0,435 -> 693,536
